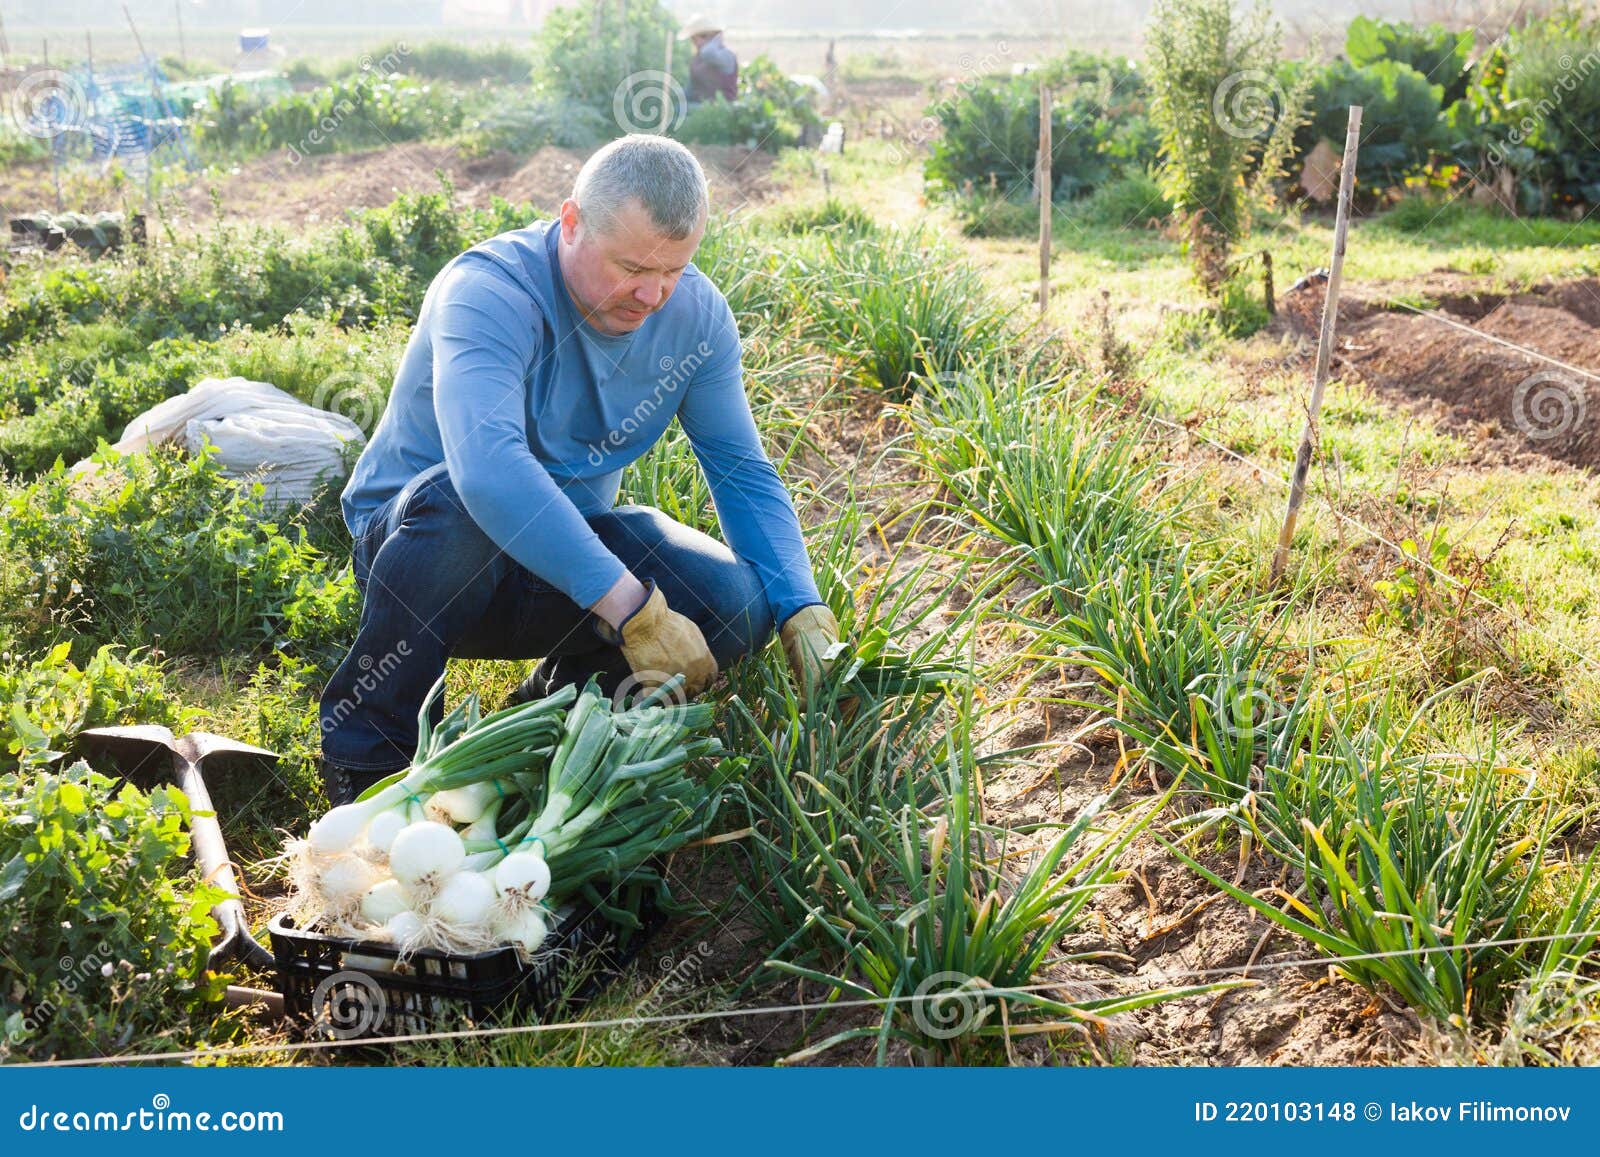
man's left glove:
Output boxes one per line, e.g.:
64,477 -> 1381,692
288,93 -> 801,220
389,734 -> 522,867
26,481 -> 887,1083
779,603 -> 841,704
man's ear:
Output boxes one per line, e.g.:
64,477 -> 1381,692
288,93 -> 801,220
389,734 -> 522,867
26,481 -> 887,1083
558,199 -> 580,244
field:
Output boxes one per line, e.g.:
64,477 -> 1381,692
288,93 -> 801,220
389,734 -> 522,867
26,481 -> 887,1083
3,6 -> 1600,1067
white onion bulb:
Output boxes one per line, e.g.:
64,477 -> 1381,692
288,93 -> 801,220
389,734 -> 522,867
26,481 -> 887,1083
497,908 -> 549,956
388,821 -> 466,889
360,878 -> 411,926
493,851 -> 551,903
385,909 -> 425,947
431,871 -> 497,929
365,809 -> 408,854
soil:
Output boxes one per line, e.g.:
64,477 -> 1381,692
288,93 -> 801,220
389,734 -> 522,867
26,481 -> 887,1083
1278,274 -> 1600,472
0,141 -> 778,234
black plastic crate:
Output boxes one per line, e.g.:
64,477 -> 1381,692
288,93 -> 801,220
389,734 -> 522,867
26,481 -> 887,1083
269,896 -> 664,1040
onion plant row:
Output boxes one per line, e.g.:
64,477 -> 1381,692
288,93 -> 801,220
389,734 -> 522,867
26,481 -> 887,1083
901,363 -> 1600,1037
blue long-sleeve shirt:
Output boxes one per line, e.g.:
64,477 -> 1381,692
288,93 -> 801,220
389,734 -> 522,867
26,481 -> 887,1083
340,218 -> 823,627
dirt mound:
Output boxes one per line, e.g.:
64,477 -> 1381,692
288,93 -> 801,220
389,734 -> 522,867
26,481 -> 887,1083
1282,275 -> 1600,472
177,143 -> 524,227
1515,278 -> 1600,329
487,143 -> 776,217
491,146 -> 589,213
1,139 -> 777,234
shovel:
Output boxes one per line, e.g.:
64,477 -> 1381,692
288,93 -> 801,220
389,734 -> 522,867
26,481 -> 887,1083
74,725 -> 278,972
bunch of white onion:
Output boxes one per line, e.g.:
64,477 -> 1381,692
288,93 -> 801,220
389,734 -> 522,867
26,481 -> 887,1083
286,674 -> 728,960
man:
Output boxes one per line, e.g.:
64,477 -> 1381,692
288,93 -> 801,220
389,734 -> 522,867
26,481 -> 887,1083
318,134 -> 839,806
680,14 -> 737,105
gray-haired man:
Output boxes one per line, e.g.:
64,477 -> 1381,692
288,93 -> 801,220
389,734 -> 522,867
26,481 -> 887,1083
319,134 -> 838,804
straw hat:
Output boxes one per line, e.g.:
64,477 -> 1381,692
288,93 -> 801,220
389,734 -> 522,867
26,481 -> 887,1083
677,13 -> 723,39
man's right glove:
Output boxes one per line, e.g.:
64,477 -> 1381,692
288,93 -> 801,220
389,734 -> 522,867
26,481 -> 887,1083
597,579 -> 717,697
780,603 -> 842,706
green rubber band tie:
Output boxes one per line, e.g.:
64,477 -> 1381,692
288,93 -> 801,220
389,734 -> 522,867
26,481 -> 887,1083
401,787 -> 425,805
495,839 -> 512,857
494,780 -> 506,799
519,835 -> 546,856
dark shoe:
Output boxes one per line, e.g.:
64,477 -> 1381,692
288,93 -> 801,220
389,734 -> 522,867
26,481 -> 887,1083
499,655 -> 563,711
318,758 -> 399,808
499,653 -> 630,710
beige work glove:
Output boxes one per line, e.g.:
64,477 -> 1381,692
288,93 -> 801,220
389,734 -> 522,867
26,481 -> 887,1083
780,604 -> 841,705
601,580 -> 717,697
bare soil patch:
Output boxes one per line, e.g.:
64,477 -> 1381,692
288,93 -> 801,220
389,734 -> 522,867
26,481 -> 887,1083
1279,274 -> 1600,472
0,141 -> 778,235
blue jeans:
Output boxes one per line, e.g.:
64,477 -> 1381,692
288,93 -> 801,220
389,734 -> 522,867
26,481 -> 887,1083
319,465 -> 776,772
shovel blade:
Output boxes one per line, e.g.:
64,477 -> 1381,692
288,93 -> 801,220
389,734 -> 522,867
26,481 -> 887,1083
75,724 -> 180,787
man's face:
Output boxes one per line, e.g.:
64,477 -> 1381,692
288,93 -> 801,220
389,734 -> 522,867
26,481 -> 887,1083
558,197 -> 703,337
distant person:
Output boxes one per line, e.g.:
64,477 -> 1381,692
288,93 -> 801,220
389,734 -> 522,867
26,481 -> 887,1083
680,14 -> 738,104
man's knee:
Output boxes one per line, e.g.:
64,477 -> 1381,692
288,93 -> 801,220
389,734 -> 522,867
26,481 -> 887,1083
371,473 -> 505,588
702,561 -> 774,668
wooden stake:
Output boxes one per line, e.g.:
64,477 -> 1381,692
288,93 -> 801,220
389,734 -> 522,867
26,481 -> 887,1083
175,0 -> 187,69
1269,105 -> 1363,588
1261,249 -> 1274,314
1037,84 -> 1052,316
659,33 -> 673,132
43,37 -> 61,211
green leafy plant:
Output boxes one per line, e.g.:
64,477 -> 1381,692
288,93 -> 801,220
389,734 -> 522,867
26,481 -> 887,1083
1345,15 -> 1474,105
0,643 -> 182,773
0,760 -> 232,1060
1145,0 -> 1308,288
1300,58 -> 1446,188
925,53 -> 1155,204
789,226 -> 1013,398
532,0 -> 684,116
0,445 -> 351,657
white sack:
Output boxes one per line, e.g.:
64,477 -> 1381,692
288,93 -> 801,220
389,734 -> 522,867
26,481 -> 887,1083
71,376 -> 366,508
